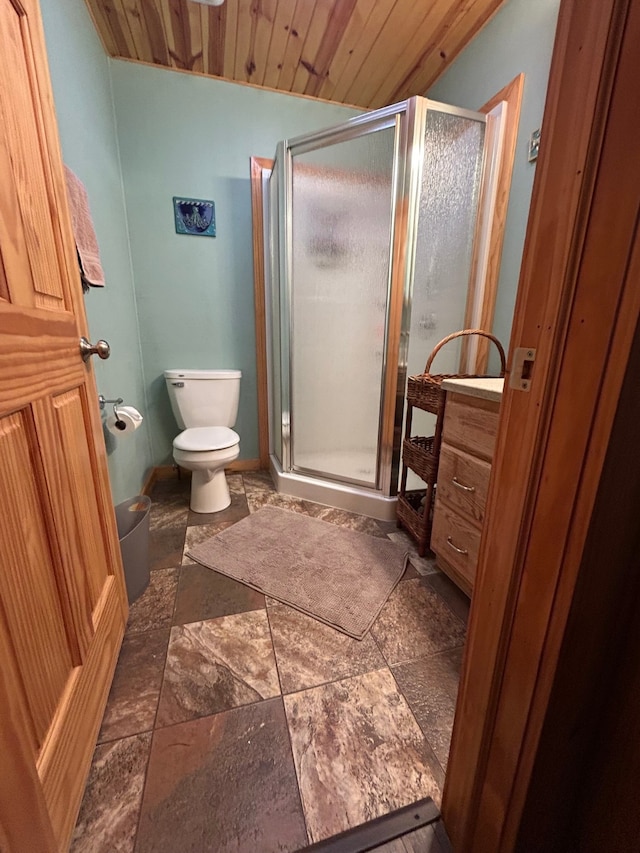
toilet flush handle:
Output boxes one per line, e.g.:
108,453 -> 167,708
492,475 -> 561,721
171,382 -> 185,387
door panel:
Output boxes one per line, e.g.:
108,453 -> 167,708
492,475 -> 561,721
37,577 -> 123,847
0,0 -> 67,311
0,410 -> 75,744
0,601 -> 58,852
0,0 -> 128,847
42,387 -> 111,616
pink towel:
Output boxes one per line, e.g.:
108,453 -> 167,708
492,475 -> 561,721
64,166 -> 105,287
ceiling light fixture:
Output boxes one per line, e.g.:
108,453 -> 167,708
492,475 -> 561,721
191,0 -> 224,6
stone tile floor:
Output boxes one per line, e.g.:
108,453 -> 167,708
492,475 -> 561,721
71,471 -> 469,853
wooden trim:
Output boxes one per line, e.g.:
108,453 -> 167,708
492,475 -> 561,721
108,55 -> 365,111
442,0 -> 631,848
150,465 -> 178,481
227,457 -> 262,472
461,74 -> 525,372
250,156 -> 273,470
148,459 -> 263,484
517,220 -> 640,851
140,466 -> 157,496
485,2 -> 639,847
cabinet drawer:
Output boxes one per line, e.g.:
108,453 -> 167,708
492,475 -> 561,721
431,500 -> 482,590
437,442 -> 491,525
443,393 -> 499,461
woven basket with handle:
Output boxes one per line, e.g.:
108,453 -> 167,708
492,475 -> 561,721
406,328 -> 506,414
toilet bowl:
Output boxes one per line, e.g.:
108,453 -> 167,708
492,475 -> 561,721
164,369 -> 242,514
173,426 -> 240,513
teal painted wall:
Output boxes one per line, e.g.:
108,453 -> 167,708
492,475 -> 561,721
110,60 -> 361,464
41,0 -> 153,503
42,0 -> 548,476
428,0 -> 561,364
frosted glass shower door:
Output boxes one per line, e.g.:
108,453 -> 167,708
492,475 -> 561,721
289,128 -> 396,487
406,107 -> 486,455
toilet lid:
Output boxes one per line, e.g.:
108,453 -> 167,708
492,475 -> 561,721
173,427 -> 239,452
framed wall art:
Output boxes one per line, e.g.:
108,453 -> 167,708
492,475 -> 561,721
173,197 -> 216,237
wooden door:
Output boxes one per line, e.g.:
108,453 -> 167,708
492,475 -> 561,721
0,0 -> 128,849
443,0 -> 640,848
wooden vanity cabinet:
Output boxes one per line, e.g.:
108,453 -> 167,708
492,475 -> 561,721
431,390 -> 500,595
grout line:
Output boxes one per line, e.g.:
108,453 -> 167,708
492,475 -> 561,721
368,619 -> 388,664
277,667 -> 391,699
265,588 -> 313,844
148,495 -> 184,729
131,728 -> 157,849
131,565 -> 180,846
97,628 -> 171,747
141,696 -> 278,738
386,667 -> 447,792
264,600 -> 285,697
385,640 -> 466,670
280,665 -> 390,701
280,701 -> 314,845
149,608 -> 175,732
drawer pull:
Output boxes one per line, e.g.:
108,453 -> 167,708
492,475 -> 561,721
452,476 -> 475,493
447,536 -> 468,556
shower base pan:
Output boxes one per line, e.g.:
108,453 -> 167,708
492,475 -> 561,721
270,456 -> 397,522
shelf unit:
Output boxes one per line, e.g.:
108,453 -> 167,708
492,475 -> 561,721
396,329 -> 506,557
396,392 -> 446,557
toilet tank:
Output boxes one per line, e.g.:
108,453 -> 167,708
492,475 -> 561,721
164,369 -> 241,429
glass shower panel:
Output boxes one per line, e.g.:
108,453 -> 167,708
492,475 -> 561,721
406,109 -> 485,458
290,128 -> 396,486
268,158 -> 282,464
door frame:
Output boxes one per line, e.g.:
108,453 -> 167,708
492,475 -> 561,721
250,156 -> 273,469
443,0 -> 638,847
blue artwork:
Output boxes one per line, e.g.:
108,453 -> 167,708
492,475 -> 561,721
173,197 -> 216,237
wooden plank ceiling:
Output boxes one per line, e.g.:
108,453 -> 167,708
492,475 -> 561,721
85,0 -> 508,109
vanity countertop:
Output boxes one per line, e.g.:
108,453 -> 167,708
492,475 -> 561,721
441,376 -> 504,403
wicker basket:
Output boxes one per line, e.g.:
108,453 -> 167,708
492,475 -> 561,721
396,490 -> 432,550
402,436 -> 438,482
406,329 -> 506,414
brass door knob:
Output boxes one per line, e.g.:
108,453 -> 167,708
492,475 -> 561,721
79,337 -> 111,362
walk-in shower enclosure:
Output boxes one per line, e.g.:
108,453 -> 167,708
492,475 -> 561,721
266,96 -> 494,520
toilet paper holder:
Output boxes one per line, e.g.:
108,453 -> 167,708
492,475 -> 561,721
99,395 -> 125,427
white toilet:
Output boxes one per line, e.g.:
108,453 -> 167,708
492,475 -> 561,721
164,369 -> 242,513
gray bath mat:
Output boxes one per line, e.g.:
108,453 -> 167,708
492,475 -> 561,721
186,506 -> 409,640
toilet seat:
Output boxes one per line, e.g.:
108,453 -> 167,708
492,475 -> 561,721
173,426 -> 239,453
